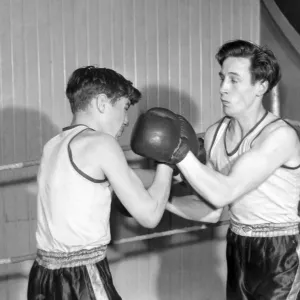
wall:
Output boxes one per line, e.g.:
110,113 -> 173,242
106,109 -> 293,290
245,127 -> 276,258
0,0 -> 260,299
261,1 -> 300,120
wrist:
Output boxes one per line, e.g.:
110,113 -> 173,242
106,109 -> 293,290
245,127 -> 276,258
157,163 -> 173,174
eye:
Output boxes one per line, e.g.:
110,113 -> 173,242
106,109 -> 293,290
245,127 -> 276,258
231,78 -> 238,84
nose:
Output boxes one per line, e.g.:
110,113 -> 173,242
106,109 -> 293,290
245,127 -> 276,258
220,78 -> 229,94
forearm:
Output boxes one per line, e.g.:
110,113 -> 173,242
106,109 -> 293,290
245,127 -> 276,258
146,164 -> 173,226
166,195 -> 222,223
177,152 -> 231,208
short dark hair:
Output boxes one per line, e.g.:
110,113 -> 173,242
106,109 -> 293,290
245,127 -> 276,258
215,39 -> 281,94
66,66 -> 141,113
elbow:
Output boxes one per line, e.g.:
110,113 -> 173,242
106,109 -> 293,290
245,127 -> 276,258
136,209 -> 161,228
139,217 -> 159,229
203,215 -> 220,224
210,190 -> 234,209
202,217 -> 219,224
199,208 -> 223,223
210,198 -> 227,209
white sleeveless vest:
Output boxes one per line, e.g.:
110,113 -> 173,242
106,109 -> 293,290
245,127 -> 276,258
36,125 -> 112,252
209,112 -> 300,224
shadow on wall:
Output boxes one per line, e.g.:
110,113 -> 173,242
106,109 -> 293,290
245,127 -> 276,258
109,85 -> 225,299
0,106 -> 59,300
138,84 -> 202,127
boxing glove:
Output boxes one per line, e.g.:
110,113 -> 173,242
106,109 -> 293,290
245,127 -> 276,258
178,137 -> 206,186
197,137 -> 206,164
176,114 -> 199,157
131,107 -> 198,165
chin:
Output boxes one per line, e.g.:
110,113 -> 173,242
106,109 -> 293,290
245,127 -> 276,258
223,108 -> 231,117
223,107 -> 236,118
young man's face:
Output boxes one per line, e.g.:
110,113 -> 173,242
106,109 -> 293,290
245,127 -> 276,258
219,56 -> 261,117
106,97 -> 130,139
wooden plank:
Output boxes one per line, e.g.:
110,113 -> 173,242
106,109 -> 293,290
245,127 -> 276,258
168,0 -> 180,114
210,0 -> 223,122
134,0 -> 147,113
87,0 -> 100,66
189,0 -> 202,132
178,0 -> 191,119
157,0 -> 169,109
145,0 -> 159,109
50,0 -> 66,129
99,0 -> 113,68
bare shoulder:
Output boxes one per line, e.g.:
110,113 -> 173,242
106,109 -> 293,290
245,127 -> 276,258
72,130 -> 125,163
88,131 -> 124,158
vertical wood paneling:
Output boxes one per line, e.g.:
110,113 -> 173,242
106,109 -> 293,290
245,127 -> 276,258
112,0 -> 124,73
62,0 -> 76,85
1,0 -> 14,167
200,0 -> 213,130
39,1 -> 58,144
134,0 -> 147,112
179,0 -> 191,119
157,0 -> 169,108
168,0 -> 180,114
145,0 -> 159,109
74,0 -> 88,68
100,0 -> 113,68
51,0 -> 67,129
118,0 -> 140,147
88,0 -> 100,66
210,0 -> 223,122
189,0 -> 201,128
0,0 -> 261,299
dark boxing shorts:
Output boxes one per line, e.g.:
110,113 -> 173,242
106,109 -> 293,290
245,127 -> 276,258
226,221 -> 300,300
27,245 -> 122,300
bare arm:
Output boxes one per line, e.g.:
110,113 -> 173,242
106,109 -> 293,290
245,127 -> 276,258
177,125 -> 299,208
99,134 -> 173,228
166,193 -> 223,223
132,168 -> 155,188
166,126 -> 223,223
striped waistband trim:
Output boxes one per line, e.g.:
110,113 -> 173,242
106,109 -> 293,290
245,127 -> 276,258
230,220 -> 300,237
36,245 -> 107,269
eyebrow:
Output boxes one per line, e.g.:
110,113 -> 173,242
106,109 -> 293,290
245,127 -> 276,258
219,71 -> 241,78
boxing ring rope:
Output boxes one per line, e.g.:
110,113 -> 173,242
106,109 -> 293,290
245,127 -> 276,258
0,87 -> 280,265
0,140 -> 230,266
0,160 -> 40,172
0,221 -> 229,265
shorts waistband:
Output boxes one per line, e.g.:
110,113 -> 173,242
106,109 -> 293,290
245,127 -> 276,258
229,220 -> 300,237
36,245 -> 107,269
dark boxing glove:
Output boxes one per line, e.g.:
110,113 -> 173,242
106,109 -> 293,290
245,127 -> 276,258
176,114 -> 199,157
197,137 -> 206,164
178,136 -> 206,186
131,107 -> 198,164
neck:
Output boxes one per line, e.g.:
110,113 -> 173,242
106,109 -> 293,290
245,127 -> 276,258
71,113 -> 99,132
229,106 -> 267,137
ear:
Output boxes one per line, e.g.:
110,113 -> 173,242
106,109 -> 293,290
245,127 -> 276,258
257,80 -> 269,97
96,94 -> 109,113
